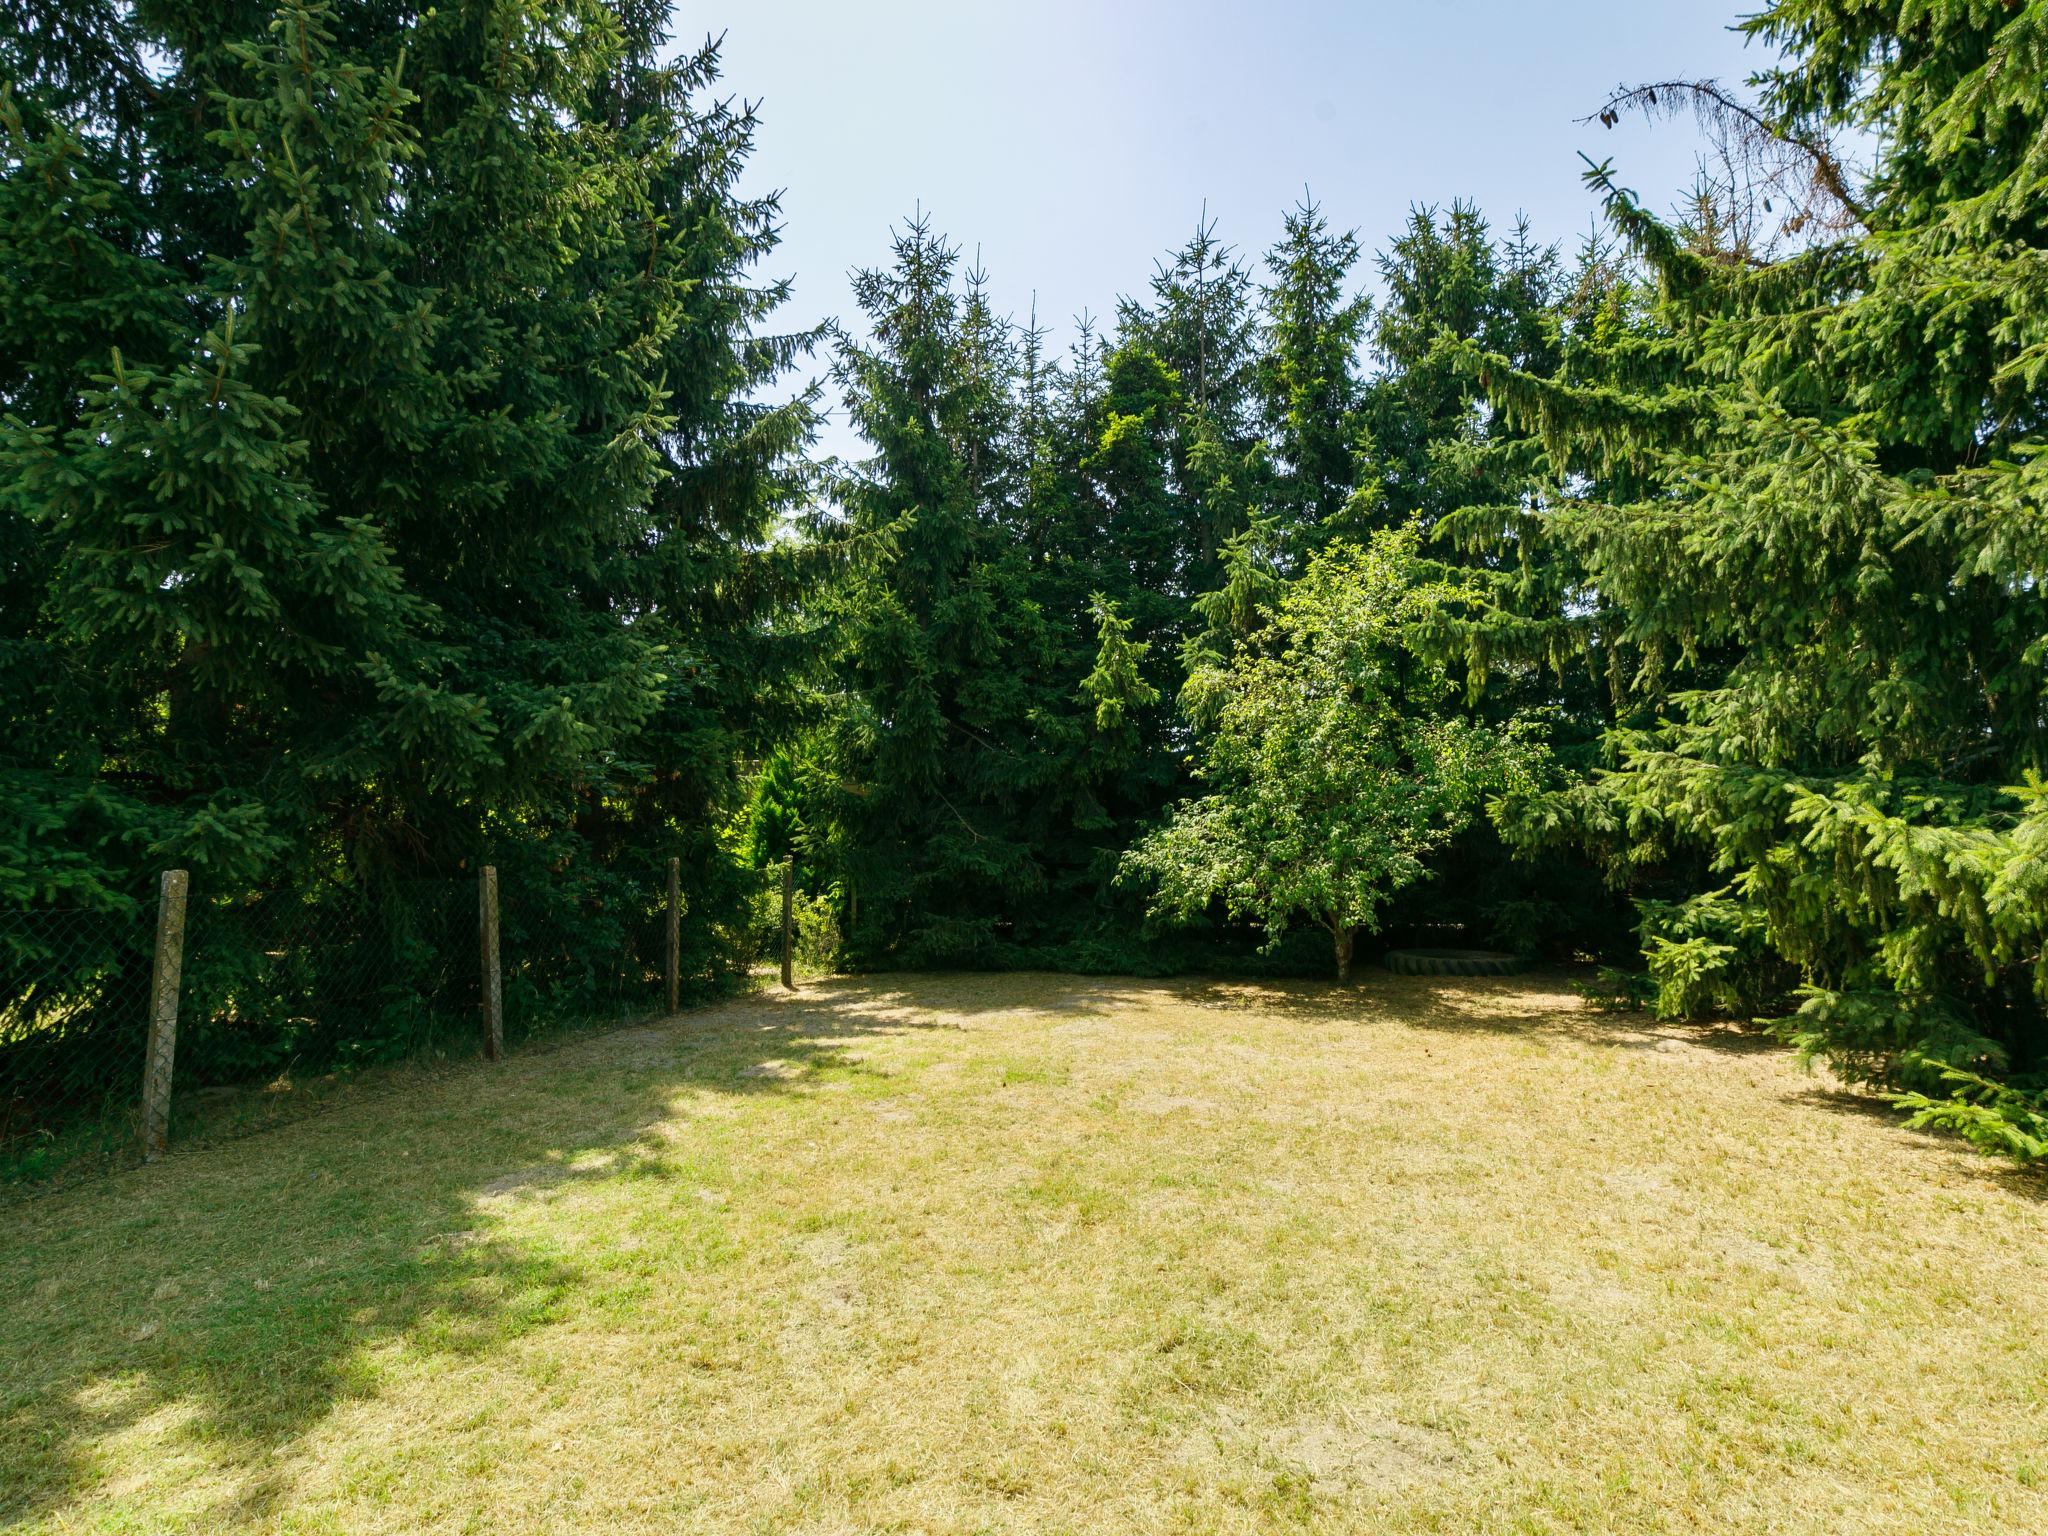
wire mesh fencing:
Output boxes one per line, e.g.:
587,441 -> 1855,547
1,858 -> 697,1188
499,871 -> 672,1044
0,901 -> 159,1177
181,877 -> 481,1079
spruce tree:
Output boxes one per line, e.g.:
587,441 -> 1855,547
1359,203 -> 1561,534
823,218 -> 1053,960
2,1 -> 818,1036
1118,215 -> 1266,589
1258,196 -> 1371,562
1476,0 -> 2048,1154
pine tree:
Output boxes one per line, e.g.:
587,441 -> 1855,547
1413,223 -> 1664,961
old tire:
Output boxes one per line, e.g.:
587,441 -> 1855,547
1382,947 -> 1531,977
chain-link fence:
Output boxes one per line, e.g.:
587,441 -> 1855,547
2,859 -> 695,1188
499,873 -> 672,1042
0,902 -> 158,1176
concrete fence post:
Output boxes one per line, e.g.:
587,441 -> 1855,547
665,856 -> 681,1015
479,865 -> 502,1060
139,868 -> 189,1162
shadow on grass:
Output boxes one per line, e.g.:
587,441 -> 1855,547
9,968 -> 2043,1527
1181,967 -> 1795,1057
1784,1082 -> 2048,1202
0,978 -> 958,1530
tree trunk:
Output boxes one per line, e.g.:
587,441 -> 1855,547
1333,923 -> 1354,983
780,855 -> 795,991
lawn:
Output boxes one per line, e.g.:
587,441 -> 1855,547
3,971 -> 2045,1534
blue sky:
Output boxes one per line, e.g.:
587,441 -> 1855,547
709,1 -> 1775,457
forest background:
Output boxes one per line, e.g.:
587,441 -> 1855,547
3,0 -> 2044,1159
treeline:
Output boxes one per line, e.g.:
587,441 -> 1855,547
784,199 -> 1615,974
4,0 -> 2046,1156
787,0 -> 2048,1155
2,0 -> 822,1068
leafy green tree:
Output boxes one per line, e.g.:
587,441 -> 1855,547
1123,530 -> 1527,979
1245,195 -> 1622,963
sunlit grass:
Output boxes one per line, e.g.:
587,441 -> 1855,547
3,971 -> 2044,1533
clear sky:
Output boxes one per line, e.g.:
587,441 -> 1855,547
708,1 -> 1776,457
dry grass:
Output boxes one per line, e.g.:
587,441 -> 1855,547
3,970 -> 2045,1534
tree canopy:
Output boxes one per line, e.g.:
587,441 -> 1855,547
6,0 -> 2045,1159
1123,531 -> 1527,979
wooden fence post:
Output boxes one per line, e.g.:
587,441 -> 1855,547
780,854 -> 795,991
479,865 -> 502,1060
665,856 -> 681,1014
139,868 -> 189,1162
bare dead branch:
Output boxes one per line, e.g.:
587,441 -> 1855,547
1585,79 -> 1865,261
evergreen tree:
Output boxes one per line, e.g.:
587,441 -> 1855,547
1118,214 -> 1266,588
1258,195 -> 1371,562
1080,343 -> 1191,670
1476,0 -> 2048,1155
578,24 -> 826,968
823,218 -> 1064,960
2,0 -> 817,1041
1283,198 -> 1620,960
1413,223 -> 1663,961
1359,203 -> 1561,533
1120,212 -> 1260,442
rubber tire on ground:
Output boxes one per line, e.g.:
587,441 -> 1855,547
1382,947 -> 1531,977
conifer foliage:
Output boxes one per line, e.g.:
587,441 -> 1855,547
818,219 -> 1165,964
8,0 -> 2044,1161
2,0 -> 814,1036
1474,0 -> 2048,1153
